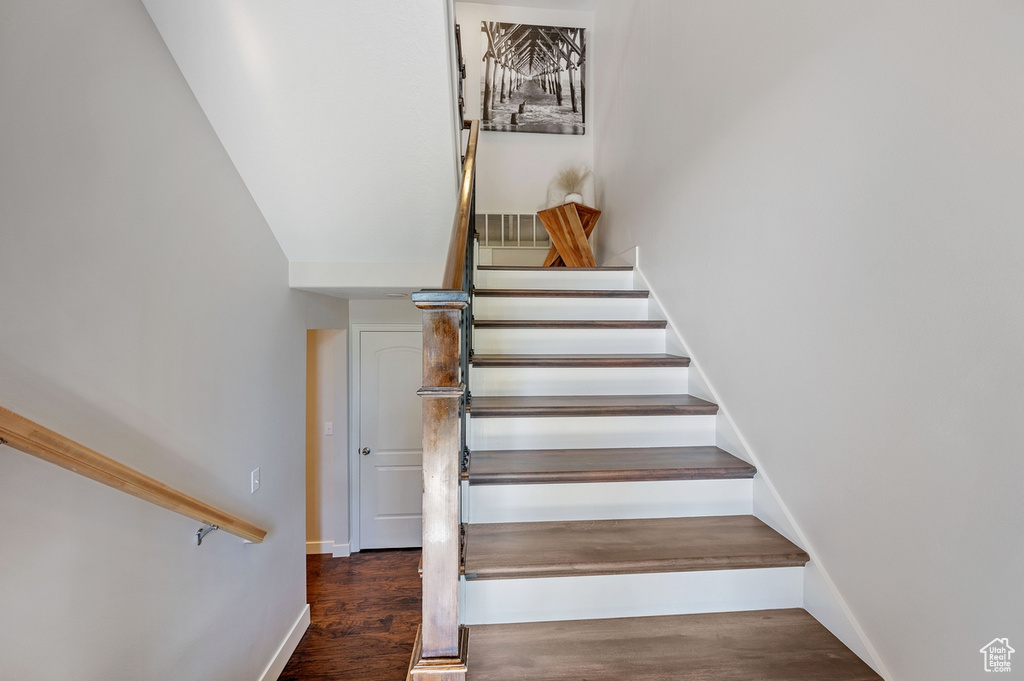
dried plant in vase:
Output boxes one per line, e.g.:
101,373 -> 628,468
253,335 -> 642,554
547,165 -> 592,207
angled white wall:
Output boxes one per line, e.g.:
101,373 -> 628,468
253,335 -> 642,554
0,0 -> 317,678
142,0 -> 461,289
592,1 -> 1024,680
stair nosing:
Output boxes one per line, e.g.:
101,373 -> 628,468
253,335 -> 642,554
462,515 -> 810,581
477,265 -> 634,271
468,468 -> 756,484
473,319 -> 667,329
464,553 -> 810,580
464,609 -> 883,681
470,353 -> 690,368
474,288 -> 649,299
467,445 -> 756,485
468,394 -> 718,418
466,467 -> 756,484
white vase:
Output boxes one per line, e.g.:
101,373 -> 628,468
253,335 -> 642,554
564,192 -> 583,205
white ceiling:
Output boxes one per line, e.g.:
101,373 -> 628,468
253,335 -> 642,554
142,0 -> 461,288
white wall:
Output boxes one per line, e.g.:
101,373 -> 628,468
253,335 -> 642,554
593,2 -> 1024,679
141,0 -> 461,286
456,3 -> 594,213
0,0 -> 309,678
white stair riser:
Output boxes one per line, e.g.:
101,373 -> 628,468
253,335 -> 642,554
470,366 -> 689,396
469,414 -> 717,450
474,297 -> 648,321
476,269 -> 634,290
473,328 -> 666,354
461,567 -> 804,625
464,479 -> 753,523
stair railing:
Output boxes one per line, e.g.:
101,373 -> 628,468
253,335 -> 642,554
0,406 -> 267,544
409,118 -> 478,681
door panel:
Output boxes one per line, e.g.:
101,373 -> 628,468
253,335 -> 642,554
359,331 -> 423,548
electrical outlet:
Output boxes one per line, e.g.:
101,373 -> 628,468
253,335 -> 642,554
251,467 -> 260,494
324,421 -> 334,436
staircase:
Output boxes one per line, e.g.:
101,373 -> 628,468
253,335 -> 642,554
451,264 -> 881,680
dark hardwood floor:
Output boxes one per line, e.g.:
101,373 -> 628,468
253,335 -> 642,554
279,550 -> 422,681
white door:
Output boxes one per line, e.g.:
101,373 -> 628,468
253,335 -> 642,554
358,330 -> 423,549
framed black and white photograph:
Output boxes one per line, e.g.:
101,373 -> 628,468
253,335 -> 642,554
480,22 -> 586,135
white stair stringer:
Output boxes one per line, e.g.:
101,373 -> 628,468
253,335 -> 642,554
476,268 -> 633,290
473,296 -> 648,321
461,566 -> 805,625
469,414 -> 717,451
473,327 -> 666,355
469,365 -> 689,396
464,478 -> 753,524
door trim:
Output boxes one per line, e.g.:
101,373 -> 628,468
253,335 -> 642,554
348,323 -> 422,553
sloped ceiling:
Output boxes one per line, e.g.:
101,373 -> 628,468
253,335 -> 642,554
142,0 -> 460,292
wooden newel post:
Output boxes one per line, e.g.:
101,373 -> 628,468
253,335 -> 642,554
410,290 -> 470,681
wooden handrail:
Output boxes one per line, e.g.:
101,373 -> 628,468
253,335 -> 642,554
441,119 -> 480,290
0,406 -> 267,543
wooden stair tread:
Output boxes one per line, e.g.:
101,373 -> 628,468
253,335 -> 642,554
468,394 -> 717,418
462,516 -> 808,579
474,288 -> 648,298
473,319 -> 666,329
478,265 -> 634,271
467,446 -> 754,484
465,609 -> 882,681
471,353 -> 689,367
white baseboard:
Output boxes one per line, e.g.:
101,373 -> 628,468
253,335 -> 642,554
602,245 -> 638,268
306,540 -> 332,555
305,541 -> 351,557
257,604 -> 310,681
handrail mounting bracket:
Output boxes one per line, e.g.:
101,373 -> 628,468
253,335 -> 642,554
197,524 -> 219,546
